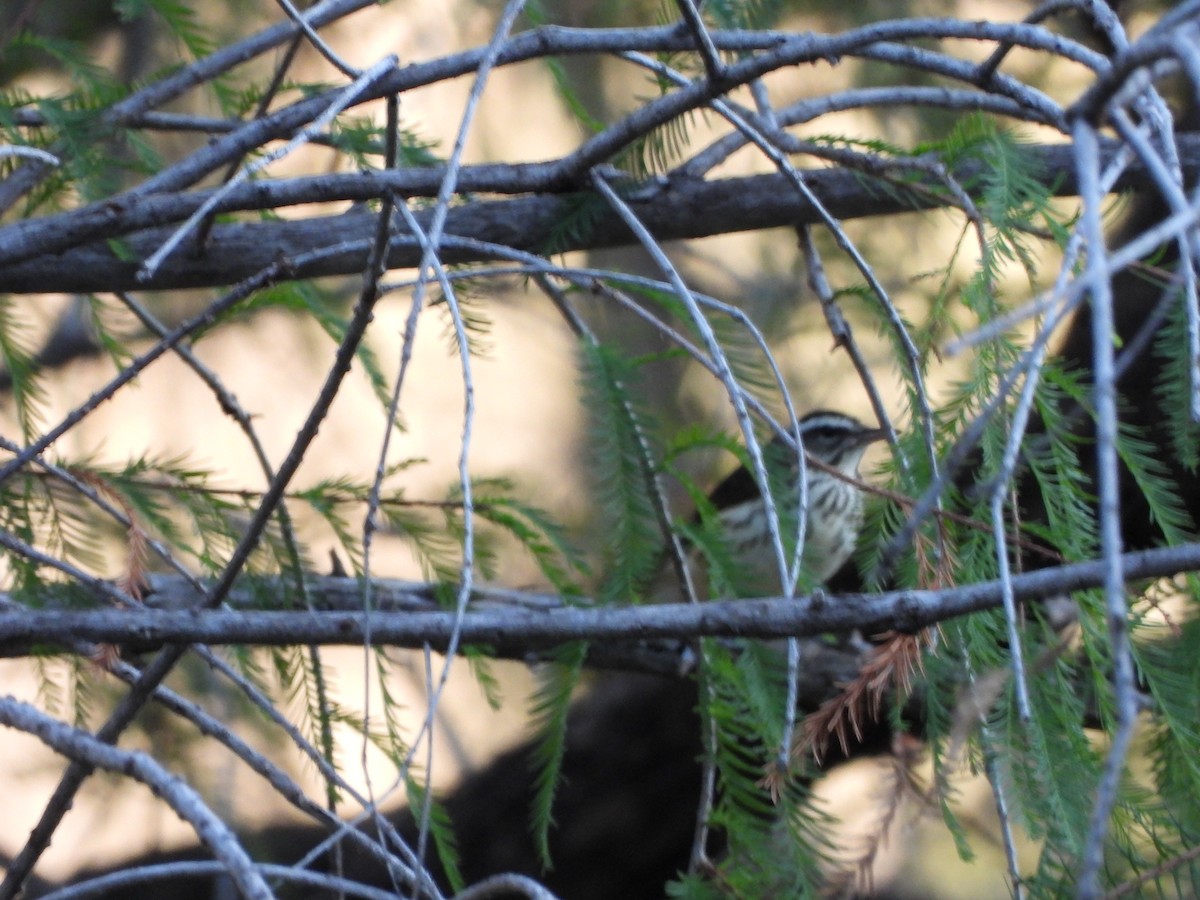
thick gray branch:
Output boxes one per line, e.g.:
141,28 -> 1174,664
3,543 -> 1198,658
2,138 -> 1197,294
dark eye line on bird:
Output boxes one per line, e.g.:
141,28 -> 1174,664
706,410 -> 885,515
695,409 -> 888,589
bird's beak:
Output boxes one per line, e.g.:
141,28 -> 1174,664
858,426 -> 888,447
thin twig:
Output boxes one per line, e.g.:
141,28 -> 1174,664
274,0 -> 363,76
674,0 -> 724,81
0,698 -> 273,900
38,860 -> 401,900
0,265 -> 281,492
1074,117 -> 1136,900
0,145 -> 60,165
0,0 -> 378,213
138,55 -> 398,279
797,226 -> 901,463
0,151 -> 395,896
112,285 -> 342,806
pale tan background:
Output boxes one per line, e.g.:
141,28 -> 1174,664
0,0 -> 1127,894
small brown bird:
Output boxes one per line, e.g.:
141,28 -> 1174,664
702,410 -> 886,593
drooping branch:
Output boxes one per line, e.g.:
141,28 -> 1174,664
0,697 -> 274,900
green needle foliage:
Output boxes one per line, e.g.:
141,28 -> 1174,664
527,641 -> 588,871
4,2 -> 1200,897
579,339 -> 666,605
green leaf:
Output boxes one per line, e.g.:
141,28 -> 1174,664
527,642 -> 587,870
579,341 -> 665,604
117,0 -> 214,58
698,639 -> 833,894
471,491 -> 590,595
406,775 -> 465,893
704,0 -> 785,30
0,297 -> 46,441
537,191 -> 611,257
1154,290 -> 1200,472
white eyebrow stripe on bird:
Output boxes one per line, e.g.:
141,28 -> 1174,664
695,409 -> 884,588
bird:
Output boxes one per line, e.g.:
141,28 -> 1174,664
692,409 -> 886,597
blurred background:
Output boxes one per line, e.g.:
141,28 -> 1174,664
0,0 -> 1171,895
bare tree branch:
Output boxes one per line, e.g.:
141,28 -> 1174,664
0,697 -> 274,900
3,542 -> 1197,656
4,138 -> 1200,293
5,3 -> 1200,897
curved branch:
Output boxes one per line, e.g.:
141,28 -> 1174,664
0,698 -> 273,900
